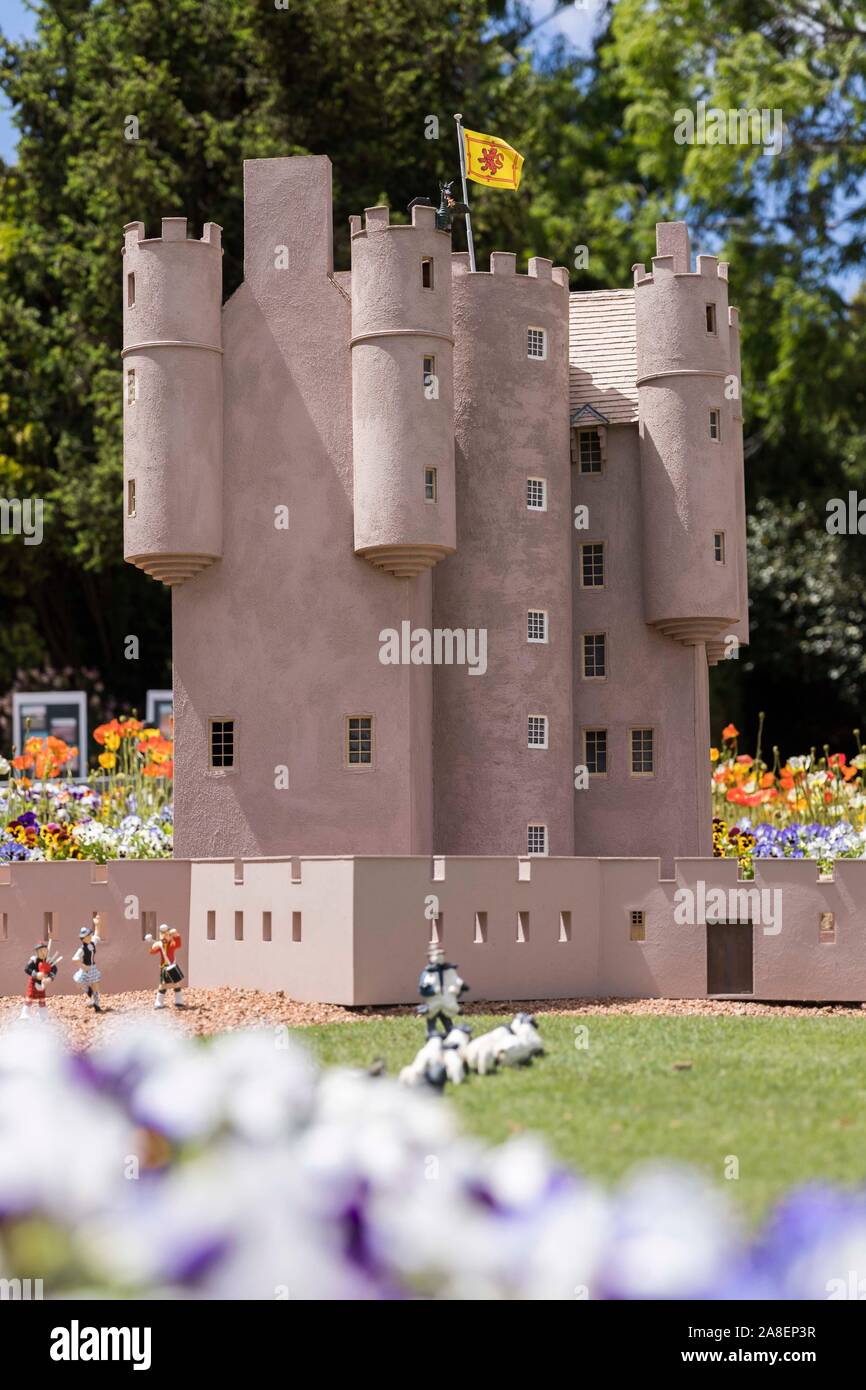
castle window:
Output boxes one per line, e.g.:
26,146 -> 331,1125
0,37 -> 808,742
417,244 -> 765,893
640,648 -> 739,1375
527,610 -> 548,643
423,355 -> 436,395
713,531 -> 726,563
345,715 -> 373,766
580,542 -> 605,588
126,369 -> 136,405
630,727 -> 655,775
527,823 -> 548,856
582,632 -> 606,679
706,303 -> 717,334
424,467 -> 437,501
585,728 -> 607,775
629,910 -> 646,942
421,257 -> 434,289
127,479 -> 136,517
819,912 -> 835,944
527,715 -> 548,749
127,272 -> 135,308
576,429 -> 602,473
527,327 -> 547,360
526,477 -> 547,511
209,718 -> 235,770
709,408 -> 721,440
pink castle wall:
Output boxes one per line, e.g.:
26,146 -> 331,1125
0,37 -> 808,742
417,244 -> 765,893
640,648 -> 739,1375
3,859 -> 862,1006
122,157 -> 748,868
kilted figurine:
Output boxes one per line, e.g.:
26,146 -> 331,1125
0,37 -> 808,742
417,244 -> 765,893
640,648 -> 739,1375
21,942 -> 61,1021
417,942 -> 468,1038
145,924 -> 185,1009
72,924 -> 103,1012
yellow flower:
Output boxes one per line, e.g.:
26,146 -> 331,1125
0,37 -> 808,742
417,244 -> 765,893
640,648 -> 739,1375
710,747 -> 719,763
104,732 -> 121,752
98,752 -> 117,770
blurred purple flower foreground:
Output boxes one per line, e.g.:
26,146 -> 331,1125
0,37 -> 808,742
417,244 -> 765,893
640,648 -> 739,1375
0,1022 -> 862,1300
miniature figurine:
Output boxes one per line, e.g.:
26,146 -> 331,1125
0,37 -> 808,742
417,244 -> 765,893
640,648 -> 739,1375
399,1033 -> 447,1092
72,923 -> 103,1012
417,942 -> 468,1038
408,179 -> 469,233
20,941 -> 62,1021
464,1012 -> 544,1074
144,923 -> 185,1010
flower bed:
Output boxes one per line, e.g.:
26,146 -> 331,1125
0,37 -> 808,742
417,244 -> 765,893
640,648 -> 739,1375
1,721 -> 172,862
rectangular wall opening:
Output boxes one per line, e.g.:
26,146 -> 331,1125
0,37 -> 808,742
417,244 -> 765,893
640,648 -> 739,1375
234,911 -> 244,941
90,864 -> 108,884
559,910 -> 572,943
429,913 -> 442,945
474,911 -> 487,945
291,911 -> 302,943
819,912 -> 836,944
0,913 -> 7,942
44,911 -> 55,940
517,910 -> 530,944
233,859 -> 244,885
206,910 -> 216,941
142,910 -> 156,942
263,911 -> 272,943
706,920 -> 754,995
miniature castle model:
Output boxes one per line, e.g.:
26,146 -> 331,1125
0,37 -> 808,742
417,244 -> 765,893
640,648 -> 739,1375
121,156 -> 747,866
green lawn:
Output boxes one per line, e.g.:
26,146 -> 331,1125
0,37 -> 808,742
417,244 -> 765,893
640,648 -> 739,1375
300,1013 -> 866,1223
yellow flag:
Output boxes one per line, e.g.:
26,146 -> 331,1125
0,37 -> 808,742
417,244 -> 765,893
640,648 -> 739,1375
462,128 -> 524,191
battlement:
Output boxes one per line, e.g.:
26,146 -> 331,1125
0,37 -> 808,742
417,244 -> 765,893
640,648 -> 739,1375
123,218 -> 222,251
633,220 -> 730,287
349,203 -> 451,238
451,250 -> 569,288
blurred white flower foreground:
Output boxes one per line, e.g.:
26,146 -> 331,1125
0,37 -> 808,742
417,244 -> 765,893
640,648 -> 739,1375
0,1020 -> 863,1300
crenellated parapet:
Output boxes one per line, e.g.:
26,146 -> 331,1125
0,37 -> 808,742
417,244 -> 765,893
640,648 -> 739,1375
122,218 -> 224,588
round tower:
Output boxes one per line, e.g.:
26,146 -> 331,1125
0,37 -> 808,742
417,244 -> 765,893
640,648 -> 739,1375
634,223 -> 740,644
122,217 -> 223,587
350,202 -> 456,578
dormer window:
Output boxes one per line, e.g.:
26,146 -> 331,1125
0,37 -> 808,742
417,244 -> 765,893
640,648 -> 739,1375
574,429 -> 603,473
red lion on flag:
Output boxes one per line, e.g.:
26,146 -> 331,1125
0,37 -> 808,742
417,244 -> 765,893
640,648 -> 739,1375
479,145 -> 504,176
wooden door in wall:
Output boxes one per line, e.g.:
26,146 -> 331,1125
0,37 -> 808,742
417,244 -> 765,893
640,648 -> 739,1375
706,920 -> 753,996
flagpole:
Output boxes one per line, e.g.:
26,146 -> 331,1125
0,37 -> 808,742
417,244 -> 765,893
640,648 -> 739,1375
453,113 -> 477,272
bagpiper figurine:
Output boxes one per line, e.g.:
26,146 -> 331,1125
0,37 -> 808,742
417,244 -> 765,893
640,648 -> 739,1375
21,941 -> 61,1021
72,922 -> 103,1012
144,923 -> 185,1009
417,941 -> 468,1038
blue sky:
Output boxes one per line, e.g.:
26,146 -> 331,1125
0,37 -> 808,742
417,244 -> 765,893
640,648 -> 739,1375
0,0 -> 35,160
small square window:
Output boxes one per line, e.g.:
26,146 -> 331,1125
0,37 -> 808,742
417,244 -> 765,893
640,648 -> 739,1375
581,542 -> 605,588
424,467 -> 437,501
421,258 -> 434,289
526,477 -> 547,511
527,610 -> 548,643
714,531 -> 725,563
209,718 -> 235,770
819,912 -> 835,944
527,823 -> 548,856
576,429 -> 602,473
126,369 -> 136,405
527,327 -> 547,360
706,303 -> 717,334
631,727 -> 654,775
629,910 -> 646,942
345,715 -> 373,766
709,409 -> 721,441
127,272 -> 135,308
585,728 -> 607,775
127,479 -> 136,517
582,632 -> 606,679
527,715 -> 548,748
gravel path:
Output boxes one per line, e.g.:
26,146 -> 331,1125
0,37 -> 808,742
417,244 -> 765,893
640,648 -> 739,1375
0,988 -> 862,1050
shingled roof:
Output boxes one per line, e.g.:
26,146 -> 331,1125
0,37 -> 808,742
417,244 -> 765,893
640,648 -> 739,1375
569,288 -> 638,425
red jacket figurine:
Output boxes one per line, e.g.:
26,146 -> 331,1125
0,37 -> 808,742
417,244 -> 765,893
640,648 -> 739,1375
21,942 -> 60,1021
